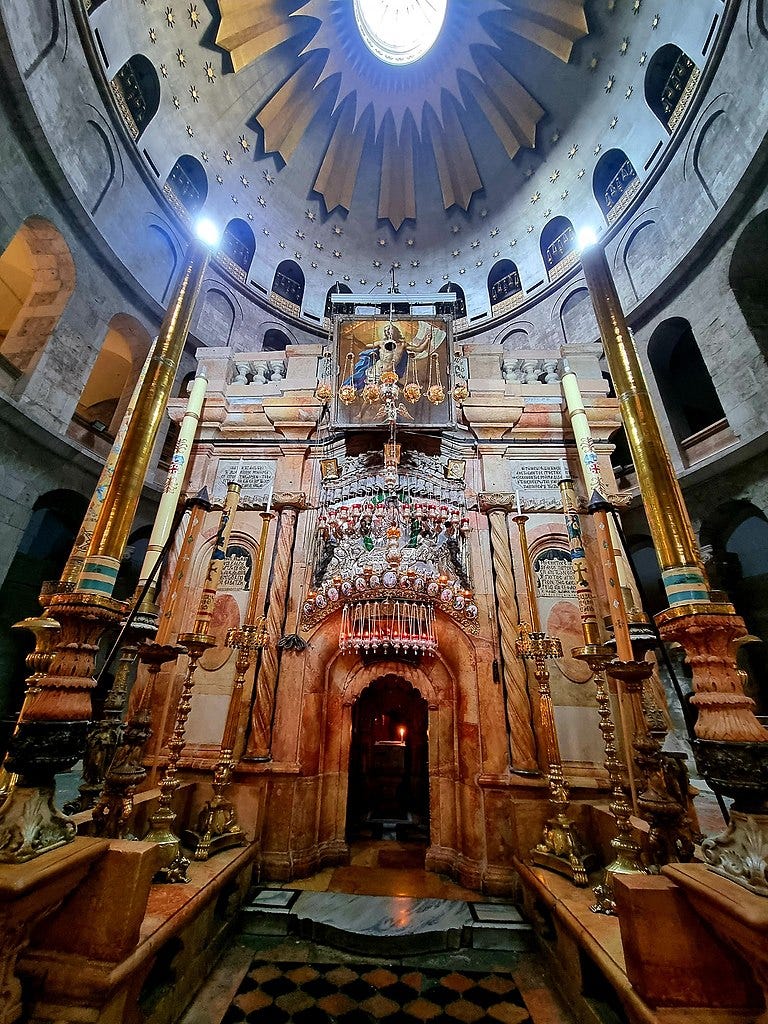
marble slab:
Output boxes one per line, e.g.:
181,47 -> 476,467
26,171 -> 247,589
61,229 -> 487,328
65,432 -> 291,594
292,890 -> 473,955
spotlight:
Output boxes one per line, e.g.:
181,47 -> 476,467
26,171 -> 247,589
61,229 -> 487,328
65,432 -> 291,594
195,217 -> 221,248
578,226 -> 598,251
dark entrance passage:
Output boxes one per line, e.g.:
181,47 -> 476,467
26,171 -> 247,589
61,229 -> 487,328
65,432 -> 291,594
346,676 -> 429,844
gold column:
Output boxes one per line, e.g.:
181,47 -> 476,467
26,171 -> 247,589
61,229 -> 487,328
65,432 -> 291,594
581,240 -> 766,746
59,349 -> 153,587
76,238 -> 212,598
478,495 -> 539,774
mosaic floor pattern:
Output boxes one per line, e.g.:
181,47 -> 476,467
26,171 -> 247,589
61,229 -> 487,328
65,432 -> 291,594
222,959 -> 533,1024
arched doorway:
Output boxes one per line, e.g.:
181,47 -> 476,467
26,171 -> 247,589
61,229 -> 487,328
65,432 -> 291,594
346,676 -> 429,844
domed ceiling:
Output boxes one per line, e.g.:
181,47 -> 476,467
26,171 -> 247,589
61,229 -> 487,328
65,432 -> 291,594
87,0 -> 719,319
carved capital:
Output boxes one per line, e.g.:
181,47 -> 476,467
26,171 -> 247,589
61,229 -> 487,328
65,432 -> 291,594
274,492 -> 309,513
478,493 -> 518,516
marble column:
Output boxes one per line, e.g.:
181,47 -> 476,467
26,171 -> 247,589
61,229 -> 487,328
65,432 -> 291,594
479,496 -> 538,774
245,494 -> 306,759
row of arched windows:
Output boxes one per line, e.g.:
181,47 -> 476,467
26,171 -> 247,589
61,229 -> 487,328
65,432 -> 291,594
110,41 -> 701,307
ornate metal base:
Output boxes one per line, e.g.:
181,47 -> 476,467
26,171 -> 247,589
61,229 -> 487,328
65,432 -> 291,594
183,803 -> 245,862
0,784 -> 76,863
531,813 -> 597,887
701,810 -> 768,898
144,806 -> 190,883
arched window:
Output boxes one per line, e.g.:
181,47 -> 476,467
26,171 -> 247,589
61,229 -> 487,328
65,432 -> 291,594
645,45 -> 700,132
263,329 -> 291,352
438,282 -> 467,324
730,210 -> 768,360
271,260 -> 305,315
164,155 -> 208,218
0,489 -> 88,722
0,217 -> 76,382
699,501 -> 768,714
593,149 -> 640,225
541,216 -> 578,282
72,313 -> 152,444
110,55 -> 160,140
648,317 -> 726,449
324,282 -> 353,323
609,425 -> 634,483
488,260 -> 523,312
219,218 -> 255,284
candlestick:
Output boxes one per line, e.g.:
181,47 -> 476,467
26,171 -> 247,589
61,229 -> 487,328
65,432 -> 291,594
513,515 -> 540,632
560,479 -> 646,911
514,508 -> 593,886
144,479 -> 242,881
186,508 -> 275,859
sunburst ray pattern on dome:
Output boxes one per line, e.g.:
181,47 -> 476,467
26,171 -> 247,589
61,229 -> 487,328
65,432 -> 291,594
215,0 -> 588,228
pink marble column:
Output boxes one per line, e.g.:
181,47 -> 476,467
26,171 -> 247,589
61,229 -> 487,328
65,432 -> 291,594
244,495 -> 306,759
479,496 -> 538,774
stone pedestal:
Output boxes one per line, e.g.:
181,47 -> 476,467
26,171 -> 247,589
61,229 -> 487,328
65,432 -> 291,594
664,863 -> 768,1023
613,873 -> 762,1011
0,837 -> 106,1024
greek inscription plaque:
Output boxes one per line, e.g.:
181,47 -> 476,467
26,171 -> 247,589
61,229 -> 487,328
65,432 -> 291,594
534,549 -> 575,599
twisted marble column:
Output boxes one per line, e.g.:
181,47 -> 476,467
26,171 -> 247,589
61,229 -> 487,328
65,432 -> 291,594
480,496 -> 538,773
245,495 -> 306,759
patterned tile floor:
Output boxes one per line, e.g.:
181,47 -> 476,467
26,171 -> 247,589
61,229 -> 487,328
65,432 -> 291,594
182,937 -> 575,1024
222,959 -> 533,1024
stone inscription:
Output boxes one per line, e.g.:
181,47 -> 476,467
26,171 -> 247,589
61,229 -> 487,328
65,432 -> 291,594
509,460 -> 563,499
534,550 -> 576,599
220,547 -> 251,591
212,460 -> 276,502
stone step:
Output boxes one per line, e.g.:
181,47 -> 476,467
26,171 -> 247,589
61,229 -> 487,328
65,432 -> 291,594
242,888 -> 531,955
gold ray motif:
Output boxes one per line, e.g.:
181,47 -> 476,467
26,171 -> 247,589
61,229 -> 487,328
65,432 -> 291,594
314,98 -> 371,214
213,0 -> 589,228
426,97 -> 483,212
215,0 -> 299,73
378,115 -> 416,230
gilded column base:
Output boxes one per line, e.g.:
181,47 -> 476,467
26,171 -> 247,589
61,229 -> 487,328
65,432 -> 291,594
0,784 -> 75,863
0,720 -> 88,863
143,805 -> 191,883
701,810 -> 768,898
693,738 -> 768,898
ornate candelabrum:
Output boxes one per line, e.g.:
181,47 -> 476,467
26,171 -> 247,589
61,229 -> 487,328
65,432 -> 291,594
144,480 -> 241,882
185,508 -> 274,859
557,474 -> 647,913
513,511 -> 594,886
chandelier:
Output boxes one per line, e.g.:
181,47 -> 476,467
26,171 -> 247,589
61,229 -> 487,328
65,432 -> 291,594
302,441 -> 478,653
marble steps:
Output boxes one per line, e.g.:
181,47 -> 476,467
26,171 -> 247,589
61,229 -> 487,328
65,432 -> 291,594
241,888 -> 532,956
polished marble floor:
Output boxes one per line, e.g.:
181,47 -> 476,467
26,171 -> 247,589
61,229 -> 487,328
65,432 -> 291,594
266,842 -> 485,902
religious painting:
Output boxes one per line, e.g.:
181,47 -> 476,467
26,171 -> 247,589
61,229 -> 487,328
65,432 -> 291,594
333,316 -> 455,430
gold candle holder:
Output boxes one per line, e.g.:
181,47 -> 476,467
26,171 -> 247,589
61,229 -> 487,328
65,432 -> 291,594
513,511 -> 594,886
186,510 -> 275,859
144,480 -> 241,882
558,477 -> 645,912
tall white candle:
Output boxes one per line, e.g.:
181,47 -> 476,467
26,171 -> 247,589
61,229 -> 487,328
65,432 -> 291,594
560,457 -> 567,480
232,457 -> 244,484
515,490 -> 522,516
265,481 -> 273,513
